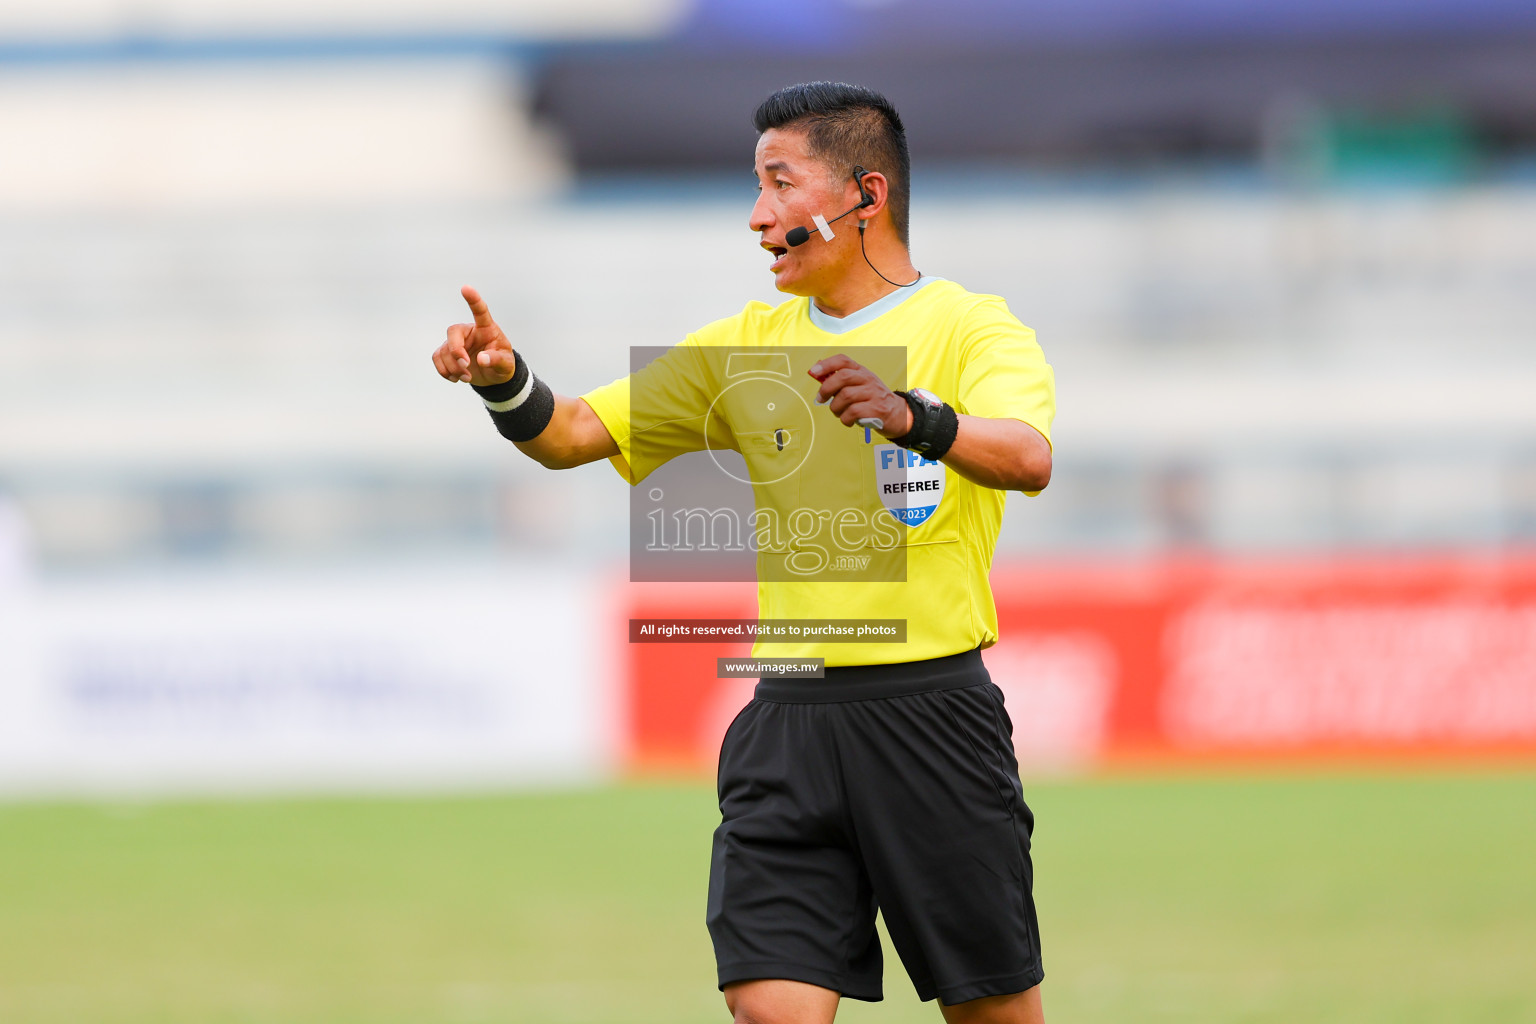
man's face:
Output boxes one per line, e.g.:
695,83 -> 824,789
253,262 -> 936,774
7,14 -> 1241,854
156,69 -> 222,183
750,128 -> 858,296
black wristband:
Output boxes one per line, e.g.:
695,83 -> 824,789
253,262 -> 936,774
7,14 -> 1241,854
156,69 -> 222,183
921,403 -> 959,460
891,390 -> 959,461
471,350 -> 556,443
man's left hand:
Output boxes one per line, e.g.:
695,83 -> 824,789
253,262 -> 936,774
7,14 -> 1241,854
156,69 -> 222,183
808,354 -> 913,438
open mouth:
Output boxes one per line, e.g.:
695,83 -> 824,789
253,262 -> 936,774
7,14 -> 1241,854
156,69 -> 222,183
762,242 -> 789,270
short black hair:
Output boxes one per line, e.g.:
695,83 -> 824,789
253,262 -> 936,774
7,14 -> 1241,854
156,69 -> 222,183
753,82 -> 911,246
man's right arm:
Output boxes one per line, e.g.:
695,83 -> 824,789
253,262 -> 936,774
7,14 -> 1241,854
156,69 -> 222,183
431,285 -> 619,470
515,394 -> 618,469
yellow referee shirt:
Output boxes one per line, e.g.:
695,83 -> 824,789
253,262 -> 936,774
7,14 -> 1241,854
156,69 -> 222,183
582,277 -> 1055,667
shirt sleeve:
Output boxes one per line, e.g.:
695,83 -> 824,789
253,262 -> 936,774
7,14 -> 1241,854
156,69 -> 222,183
579,338 -> 728,485
577,375 -> 637,484
953,295 -> 1056,495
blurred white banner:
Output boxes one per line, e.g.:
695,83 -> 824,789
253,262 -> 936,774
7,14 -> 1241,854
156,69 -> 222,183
0,560 -> 615,795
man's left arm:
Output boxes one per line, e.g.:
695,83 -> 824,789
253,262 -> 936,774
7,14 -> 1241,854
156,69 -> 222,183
938,415 -> 1051,492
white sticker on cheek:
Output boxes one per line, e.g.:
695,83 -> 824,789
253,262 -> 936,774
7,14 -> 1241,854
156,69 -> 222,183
812,213 -> 835,243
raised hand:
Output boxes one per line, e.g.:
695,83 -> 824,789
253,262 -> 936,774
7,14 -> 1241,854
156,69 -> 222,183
431,285 -> 517,387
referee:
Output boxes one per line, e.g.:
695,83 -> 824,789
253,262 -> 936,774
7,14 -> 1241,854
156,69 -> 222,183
431,82 -> 1055,1024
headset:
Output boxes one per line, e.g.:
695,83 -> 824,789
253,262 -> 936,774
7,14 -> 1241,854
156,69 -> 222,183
783,166 -> 920,289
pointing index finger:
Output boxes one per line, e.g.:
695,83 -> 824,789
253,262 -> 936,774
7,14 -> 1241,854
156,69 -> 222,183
461,285 -> 496,329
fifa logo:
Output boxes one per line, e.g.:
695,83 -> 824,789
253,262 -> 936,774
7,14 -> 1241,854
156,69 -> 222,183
873,445 -> 945,527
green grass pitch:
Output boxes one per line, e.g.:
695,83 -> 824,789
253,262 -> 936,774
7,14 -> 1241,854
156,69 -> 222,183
2,770 -> 1533,1023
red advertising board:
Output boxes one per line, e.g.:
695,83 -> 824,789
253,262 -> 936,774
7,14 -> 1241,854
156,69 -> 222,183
621,555 -> 1536,774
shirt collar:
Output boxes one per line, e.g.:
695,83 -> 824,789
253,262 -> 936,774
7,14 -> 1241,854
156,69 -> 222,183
806,276 -> 939,335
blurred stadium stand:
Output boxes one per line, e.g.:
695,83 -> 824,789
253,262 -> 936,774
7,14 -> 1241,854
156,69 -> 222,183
2,0 -> 1535,790
3,190 -> 1534,565
0,0 -> 682,42
3,0 -> 1535,568
536,13 -> 1536,174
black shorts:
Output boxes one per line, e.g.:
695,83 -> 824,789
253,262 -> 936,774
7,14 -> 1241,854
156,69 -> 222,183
706,648 -> 1044,1005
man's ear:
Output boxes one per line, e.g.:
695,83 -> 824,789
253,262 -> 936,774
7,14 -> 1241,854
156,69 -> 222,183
854,171 -> 889,221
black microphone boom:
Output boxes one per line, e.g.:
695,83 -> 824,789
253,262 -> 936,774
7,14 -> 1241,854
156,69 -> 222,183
782,193 -> 873,248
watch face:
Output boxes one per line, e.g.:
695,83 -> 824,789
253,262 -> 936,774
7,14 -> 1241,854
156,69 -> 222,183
910,387 -> 942,408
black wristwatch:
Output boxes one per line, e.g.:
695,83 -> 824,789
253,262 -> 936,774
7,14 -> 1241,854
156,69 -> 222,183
893,387 -> 959,459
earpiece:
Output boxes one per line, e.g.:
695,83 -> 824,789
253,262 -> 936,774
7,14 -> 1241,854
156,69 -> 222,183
852,166 -> 875,225
850,165 -> 917,288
